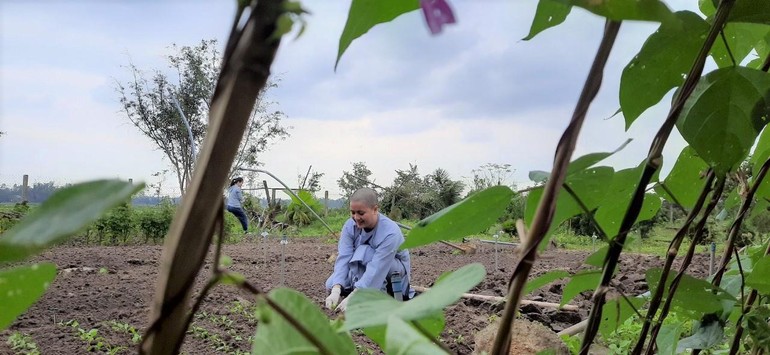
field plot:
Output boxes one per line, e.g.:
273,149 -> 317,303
0,238 -> 711,354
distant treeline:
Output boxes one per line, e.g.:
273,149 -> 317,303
0,182 -> 347,208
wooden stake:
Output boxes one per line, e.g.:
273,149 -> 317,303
412,285 -> 578,311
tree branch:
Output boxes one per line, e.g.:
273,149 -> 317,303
579,1 -> 736,352
489,20 -> 622,355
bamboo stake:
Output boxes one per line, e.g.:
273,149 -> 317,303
412,286 -> 579,311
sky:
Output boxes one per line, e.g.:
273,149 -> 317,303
0,0 -> 702,200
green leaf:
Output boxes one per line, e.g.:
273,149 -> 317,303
676,67 -> 770,175
0,263 -> 57,330
556,0 -> 673,22
620,11 -> 710,128
676,316 -> 724,352
523,0 -> 572,41
656,146 -> 709,209
336,0 -> 420,69
599,297 -> 645,339
385,317 -> 447,354
711,23 -> 770,68
656,323 -> 684,355
594,165 -> 662,238
525,270 -> 570,296
344,263 -> 485,330
220,271 -> 245,286
566,139 -> 631,175
744,306 -> 770,351
220,255 -> 233,268
746,255 -> 770,295
585,245 -> 609,267
529,170 -> 550,183
561,269 -> 601,306
363,313 -> 445,352
727,0 -> 770,25
251,288 -> 356,354
698,0 -> 716,17
401,186 -> 513,249
0,180 -> 144,263
271,14 -> 295,40
646,268 -> 736,319
525,167 -> 614,249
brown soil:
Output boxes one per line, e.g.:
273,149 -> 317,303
0,238 -> 711,355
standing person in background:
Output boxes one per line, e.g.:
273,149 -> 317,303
324,187 -> 414,312
226,177 -> 249,233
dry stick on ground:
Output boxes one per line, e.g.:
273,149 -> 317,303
411,286 -> 579,311
630,170 -> 716,355
140,1 -> 288,354
723,158 -> 770,355
644,176 -> 726,355
489,20 -> 622,355
578,2 -> 736,353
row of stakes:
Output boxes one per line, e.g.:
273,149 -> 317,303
259,231 -> 289,287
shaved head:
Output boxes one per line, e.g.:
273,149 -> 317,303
350,187 -> 378,208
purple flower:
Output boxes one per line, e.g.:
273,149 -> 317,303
420,0 -> 456,35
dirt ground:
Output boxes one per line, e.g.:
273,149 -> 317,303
0,237 -> 711,355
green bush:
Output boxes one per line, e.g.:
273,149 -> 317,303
93,203 -> 135,244
137,202 -> 175,243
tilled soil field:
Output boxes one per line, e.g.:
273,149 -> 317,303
0,237 -> 711,354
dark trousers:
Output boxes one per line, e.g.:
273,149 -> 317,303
227,205 -> 248,232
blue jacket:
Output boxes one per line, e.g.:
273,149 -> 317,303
226,185 -> 243,208
326,214 -> 412,292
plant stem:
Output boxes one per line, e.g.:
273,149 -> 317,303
645,176 -> 726,355
631,170 -> 715,355
579,1 -> 735,352
489,20 -> 622,355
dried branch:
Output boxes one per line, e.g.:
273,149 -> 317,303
141,1 -> 286,353
645,176 -> 726,354
630,170 -> 715,355
579,1 -> 736,352
489,20 -> 622,355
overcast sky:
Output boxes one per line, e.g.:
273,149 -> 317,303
1,0 -> 701,199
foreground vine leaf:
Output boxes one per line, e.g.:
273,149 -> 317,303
525,167 -> 614,247
655,146 -> 709,209
556,0 -> 673,22
646,269 -> 736,319
336,0 -> 420,69
524,0 -> 572,41
0,263 -> 57,329
385,317 -> 447,354
745,255 -> 770,295
363,312 -> 445,352
619,11 -> 709,128
561,269 -> 601,306
343,263 -> 485,330
711,23 -> 770,68
525,270 -> 570,296
676,315 -> 724,352
676,67 -> 770,175
656,323 -> 684,355
594,165 -> 661,238
400,186 -> 512,250
599,297 -> 645,339
0,180 -> 143,263
252,288 -> 356,354
726,0 -> 770,25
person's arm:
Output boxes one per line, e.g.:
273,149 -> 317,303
353,230 -> 403,289
327,221 -> 356,289
236,187 -> 243,203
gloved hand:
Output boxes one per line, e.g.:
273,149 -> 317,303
325,285 -> 342,310
335,289 -> 356,313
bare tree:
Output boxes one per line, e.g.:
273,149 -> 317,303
116,39 -> 289,194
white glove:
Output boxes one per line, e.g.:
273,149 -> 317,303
325,285 -> 341,310
335,289 -> 356,313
